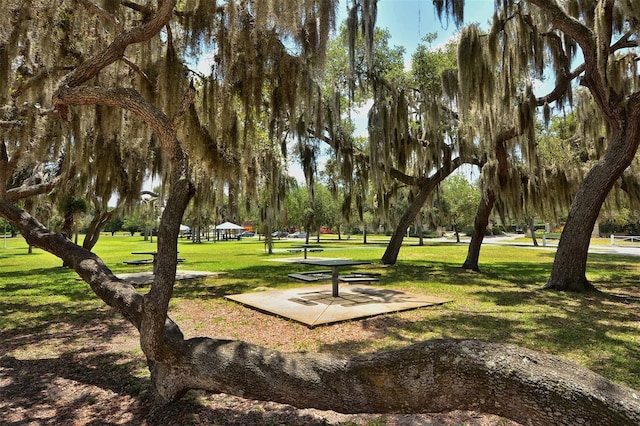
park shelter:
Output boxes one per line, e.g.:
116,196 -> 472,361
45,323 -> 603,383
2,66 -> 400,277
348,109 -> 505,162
213,221 -> 244,240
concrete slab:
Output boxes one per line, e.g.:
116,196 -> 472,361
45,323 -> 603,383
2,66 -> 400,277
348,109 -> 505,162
226,285 -> 451,327
116,270 -> 222,286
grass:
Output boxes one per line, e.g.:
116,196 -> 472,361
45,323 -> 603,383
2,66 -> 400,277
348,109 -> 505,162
0,233 -> 638,391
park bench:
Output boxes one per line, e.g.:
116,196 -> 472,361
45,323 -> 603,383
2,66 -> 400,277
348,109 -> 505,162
308,248 -> 324,253
287,249 -> 303,253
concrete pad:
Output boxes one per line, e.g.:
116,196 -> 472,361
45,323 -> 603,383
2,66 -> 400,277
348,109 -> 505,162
226,285 -> 451,327
116,270 -> 222,286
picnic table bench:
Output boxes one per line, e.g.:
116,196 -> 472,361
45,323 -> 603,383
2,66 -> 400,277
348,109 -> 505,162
123,259 -> 154,265
337,271 -> 380,284
338,274 -> 379,284
288,270 -> 332,282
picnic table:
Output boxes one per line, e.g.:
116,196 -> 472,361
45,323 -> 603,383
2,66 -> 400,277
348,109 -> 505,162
125,251 -> 183,274
288,244 -> 324,259
299,259 -> 373,297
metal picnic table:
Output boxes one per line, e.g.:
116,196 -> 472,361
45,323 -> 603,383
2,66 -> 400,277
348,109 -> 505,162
129,251 -> 183,274
290,244 -> 324,259
300,258 -> 371,297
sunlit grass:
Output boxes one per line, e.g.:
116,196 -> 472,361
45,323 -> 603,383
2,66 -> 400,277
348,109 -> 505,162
0,233 -> 638,390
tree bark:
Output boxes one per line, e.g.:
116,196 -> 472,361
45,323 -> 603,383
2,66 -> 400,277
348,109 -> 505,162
150,338 -> 640,425
462,190 -> 496,271
140,178 -> 194,360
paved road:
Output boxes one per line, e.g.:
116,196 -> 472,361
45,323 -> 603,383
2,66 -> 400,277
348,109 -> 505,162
440,234 -> 640,257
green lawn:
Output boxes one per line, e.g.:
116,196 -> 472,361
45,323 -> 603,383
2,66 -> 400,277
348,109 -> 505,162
1,233 -> 638,391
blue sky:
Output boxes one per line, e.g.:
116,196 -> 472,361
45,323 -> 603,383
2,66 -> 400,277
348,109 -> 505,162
337,0 -> 495,57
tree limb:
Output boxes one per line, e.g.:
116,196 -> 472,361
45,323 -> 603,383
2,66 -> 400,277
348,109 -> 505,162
5,180 -> 57,202
155,337 -> 639,425
0,200 -> 145,326
528,0 -> 612,120
120,56 -> 153,85
53,85 -> 186,165
55,0 -> 176,91
141,178 -> 194,361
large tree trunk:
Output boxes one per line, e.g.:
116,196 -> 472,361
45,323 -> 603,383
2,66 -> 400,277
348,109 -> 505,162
525,0 -> 640,292
2,200 -> 639,424
462,190 -> 496,271
381,184 -> 431,264
546,111 -> 640,291
381,158 -> 462,265
149,338 -> 640,425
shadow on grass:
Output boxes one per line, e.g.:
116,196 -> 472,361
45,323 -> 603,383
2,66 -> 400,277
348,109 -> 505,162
0,266 -> 119,332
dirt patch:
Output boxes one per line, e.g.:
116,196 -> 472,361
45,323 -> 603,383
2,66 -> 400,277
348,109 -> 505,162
1,302 -> 520,425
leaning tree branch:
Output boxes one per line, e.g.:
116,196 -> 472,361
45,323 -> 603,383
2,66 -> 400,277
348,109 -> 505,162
529,0 -> 614,122
150,338 -> 640,425
5,181 -> 58,202
120,56 -> 153,85
536,28 -> 636,108
56,0 -> 176,92
0,200 -> 145,327
53,85 -> 187,165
